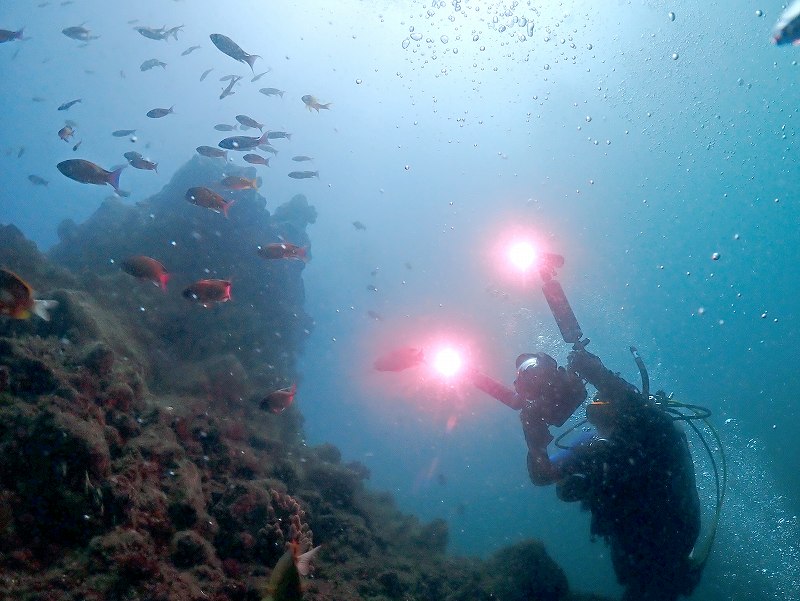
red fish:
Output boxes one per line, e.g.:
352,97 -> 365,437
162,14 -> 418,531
373,346 -> 425,372
257,242 -> 308,262
260,383 -> 297,413
185,186 -> 235,217
57,159 -> 123,192
182,279 -> 231,307
0,269 -> 57,321
120,256 -> 169,290
221,175 -> 259,190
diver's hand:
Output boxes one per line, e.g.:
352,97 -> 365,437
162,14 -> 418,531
567,348 -> 604,380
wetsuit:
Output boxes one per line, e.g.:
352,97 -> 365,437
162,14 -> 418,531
521,348 -> 702,601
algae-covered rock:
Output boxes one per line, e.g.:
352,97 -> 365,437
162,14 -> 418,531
0,158 -> 614,601
485,539 -> 569,601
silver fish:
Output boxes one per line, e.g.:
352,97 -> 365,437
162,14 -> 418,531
209,33 -> 259,71
287,170 -> 319,179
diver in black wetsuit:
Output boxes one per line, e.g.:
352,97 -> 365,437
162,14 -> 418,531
472,347 -> 703,600
468,252 -> 706,601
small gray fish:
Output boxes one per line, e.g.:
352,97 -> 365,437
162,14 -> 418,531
134,26 -> 166,40
251,70 -> 271,82
146,106 -> 174,118
57,98 -> 82,111
353,221 -> 367,231
112,129 -> 136,137
219,75 -> 241,100
200,68 -> 213,81
219,74 -> 238,82
140,58 -> 166,71
214,124 -> 236,131
288,170 -> 318,179
62,25 -> 98,41
196,145 -> 228,159
267,131 -> 291,140
292,155 -> 313,162
260,146 -> 279,156
182,45 -> 201,56
209,33 -> 259,71
123,151 -> 143,162
259,87 -> 285,98
243,154 -> 269,166
236,114 -> 264,131
0,28 -> 24,43
28,174 -> 48,186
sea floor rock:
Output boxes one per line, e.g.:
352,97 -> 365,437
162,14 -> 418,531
0,158 -> 613,601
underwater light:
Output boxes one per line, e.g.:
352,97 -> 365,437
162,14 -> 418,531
507,240 -> 538,273
432,346 -> 463,378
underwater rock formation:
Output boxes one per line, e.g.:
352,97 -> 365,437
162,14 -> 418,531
0,157 -> 612,601
48,155 -> 316,398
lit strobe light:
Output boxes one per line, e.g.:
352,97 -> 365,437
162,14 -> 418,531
433,347 -> 463,377
507,240 -> 537,272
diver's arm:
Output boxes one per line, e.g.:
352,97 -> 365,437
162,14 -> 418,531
567,347 -> 639,401
521,405 -> 559,486
469,369 -> 525,410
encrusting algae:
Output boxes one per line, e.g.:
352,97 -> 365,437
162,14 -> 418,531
0,157 -> 611,601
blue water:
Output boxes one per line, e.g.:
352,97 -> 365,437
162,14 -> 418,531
2,1 -> 799,599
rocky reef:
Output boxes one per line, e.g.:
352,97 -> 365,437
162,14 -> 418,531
0,157 -> 611,601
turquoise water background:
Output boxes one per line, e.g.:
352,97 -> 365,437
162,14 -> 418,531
1,1 -> 798,599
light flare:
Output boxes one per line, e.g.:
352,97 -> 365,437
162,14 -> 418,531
432,346 -> 463,378
507,240 -> 538,273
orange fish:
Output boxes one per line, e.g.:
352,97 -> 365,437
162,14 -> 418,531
264,541 -> 321,601
257,242 -> 308,262
221,175 -> 260,190
260,383 -> 297,413
120,256 -> 169,290
185,186 -> 235,217
301,95 -> 331,112
0,269 -> 58,321
373,346 -> 424,372
182,279 -> 231,307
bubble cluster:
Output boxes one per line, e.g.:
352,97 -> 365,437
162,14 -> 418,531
397,0 -> 592,74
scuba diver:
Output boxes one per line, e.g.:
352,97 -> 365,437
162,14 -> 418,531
469,252 -> 723,601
